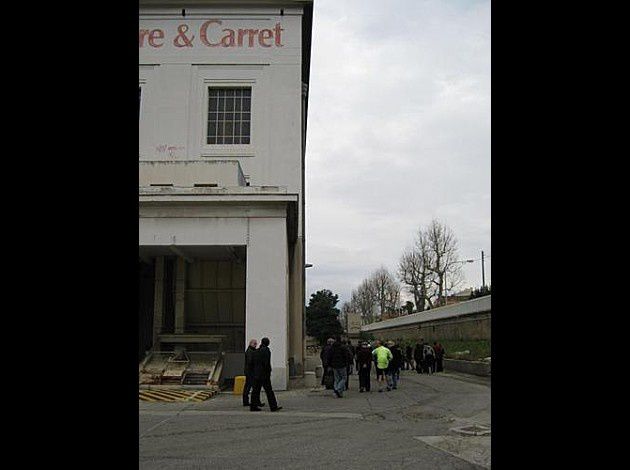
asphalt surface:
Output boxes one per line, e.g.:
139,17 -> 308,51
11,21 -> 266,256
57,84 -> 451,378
139,369 -> 491,469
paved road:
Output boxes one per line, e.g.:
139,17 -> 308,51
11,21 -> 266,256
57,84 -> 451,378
139,369 -> 491,469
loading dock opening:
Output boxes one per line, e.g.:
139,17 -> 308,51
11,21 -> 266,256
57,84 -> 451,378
138,246 -> 247,386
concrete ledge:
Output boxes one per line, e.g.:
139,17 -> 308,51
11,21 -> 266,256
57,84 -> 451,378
444,359 -> 491,377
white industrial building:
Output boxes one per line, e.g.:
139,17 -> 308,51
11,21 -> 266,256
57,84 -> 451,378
138,0 -> 313,390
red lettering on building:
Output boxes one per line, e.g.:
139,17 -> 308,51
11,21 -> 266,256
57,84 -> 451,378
139,28 -> 164,48
221,29 -> 236,47
139,21 -> 286,49
259,29 -> 273,47
174,24 -> 194,47
200,20 -> 222,47
246,29 -> 259,47
237,29 -> 247,47
274,23 -> 284,47
148,29 -> 164,48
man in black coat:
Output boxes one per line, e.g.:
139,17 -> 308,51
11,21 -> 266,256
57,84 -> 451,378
434,341 -> 445,372
242,339 -> 264,407
388,341 -> 403,389
343,340 -> 354,391
414,340 -> 425,374
320,338 -> 335,388
356,342 -> 373,392
250,337 -> 282,412
330,338 -> 351,397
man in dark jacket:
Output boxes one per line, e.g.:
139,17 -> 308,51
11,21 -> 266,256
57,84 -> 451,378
414,339 -> 425,374
356,342 -> 373,392
250,337 -> 282,412
242,339 -> 264,407
320,338 -> 335,388
330,338 -> 350,398
388,341 -> 403,389
434,341 -> 445,372
343,340 -> 354,391
435,343 -> 446,372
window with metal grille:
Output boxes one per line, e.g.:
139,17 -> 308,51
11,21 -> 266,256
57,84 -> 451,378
207,87 -> 251,145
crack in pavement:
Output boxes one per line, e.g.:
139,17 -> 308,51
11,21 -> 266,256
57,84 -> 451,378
139,403 -> 197,439
141,414 -> 363,439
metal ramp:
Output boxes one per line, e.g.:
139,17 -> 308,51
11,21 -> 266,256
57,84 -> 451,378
139,351 -> 224,386
161,352 -> 189,385
183,352 -> 222,385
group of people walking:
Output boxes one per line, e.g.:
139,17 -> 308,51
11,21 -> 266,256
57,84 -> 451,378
319,337 -> 445,396
242,337 -> 283,412
408,339 -> 446,375
242,336 -> 447,407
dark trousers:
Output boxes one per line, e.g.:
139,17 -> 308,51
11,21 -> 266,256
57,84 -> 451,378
358,366 -> 371,391
346,365 -> 351,390
243,374 -> 254,405
242,374 -> 262,406
250,376 -> 278,410
436,357 -> 444,372
425,356 -> 435,374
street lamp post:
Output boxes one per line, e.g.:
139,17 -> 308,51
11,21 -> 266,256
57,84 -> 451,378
481,251 -> 485,289
444,259 -> 475,306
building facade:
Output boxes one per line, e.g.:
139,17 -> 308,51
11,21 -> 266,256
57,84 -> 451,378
138,0 -> 313,390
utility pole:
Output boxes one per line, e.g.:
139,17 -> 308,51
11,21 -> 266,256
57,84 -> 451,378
481,250 -> 486,288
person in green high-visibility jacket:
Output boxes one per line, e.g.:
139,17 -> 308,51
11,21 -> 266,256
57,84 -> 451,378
372,340 -> 393,392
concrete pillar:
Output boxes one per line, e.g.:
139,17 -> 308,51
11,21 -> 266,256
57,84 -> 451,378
288,239 -> 304,377
174,256 -> 186,334
152,257 -> 164,349
246,218 -> 289,391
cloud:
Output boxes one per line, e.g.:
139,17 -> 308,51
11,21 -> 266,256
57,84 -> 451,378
306,0 -> 491,305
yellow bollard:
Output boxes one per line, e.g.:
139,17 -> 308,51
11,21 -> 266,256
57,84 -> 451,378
233,375 -> 246,395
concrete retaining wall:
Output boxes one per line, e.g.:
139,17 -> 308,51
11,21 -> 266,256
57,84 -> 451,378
368,313 -> 490,343
362,296 -> 491,343
443,359 -> 491,377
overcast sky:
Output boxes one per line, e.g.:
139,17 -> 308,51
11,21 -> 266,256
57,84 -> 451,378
305,0 -> 491,306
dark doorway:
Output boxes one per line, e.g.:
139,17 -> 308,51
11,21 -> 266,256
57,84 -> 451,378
138,259 -> 155,361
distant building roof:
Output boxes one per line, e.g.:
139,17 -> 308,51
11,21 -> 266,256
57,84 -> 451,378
451,288 -> 473,298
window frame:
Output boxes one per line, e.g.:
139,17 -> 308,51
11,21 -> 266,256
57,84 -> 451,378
138,81 -> 145,119
201,78 -> 257,157
205,86 -> 252,146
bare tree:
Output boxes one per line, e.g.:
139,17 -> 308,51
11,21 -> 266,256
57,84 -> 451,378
369,267 -> 401,319
398,229 -> 435,312
398,228 -> 437,311
340,301 -> 352,332
398,248 -> 422,309
426,219 -> 462,306
417,227 -> 440,308
387,281 -> 401,316
351,279 -> 376,325
444,267 -> 464,303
